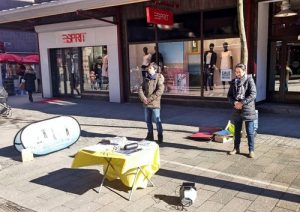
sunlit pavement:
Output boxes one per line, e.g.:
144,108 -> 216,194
0,93 -> 299,212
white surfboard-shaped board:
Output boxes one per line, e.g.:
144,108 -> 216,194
14,116 -> 80,156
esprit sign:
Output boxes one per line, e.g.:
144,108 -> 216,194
62,32 -> 86,43
146,7 -> 173,26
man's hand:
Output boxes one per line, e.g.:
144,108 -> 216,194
234,101 -> 243,110
143,98 -> 148,105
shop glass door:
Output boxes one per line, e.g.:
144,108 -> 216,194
50,48 -> 81,97
286,42 -> 300,93
268,41 -> 300,102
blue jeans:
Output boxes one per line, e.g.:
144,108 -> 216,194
234,118 -> 255,152
144,108 -> 163,135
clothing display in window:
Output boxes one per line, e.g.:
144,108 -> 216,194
204,43 -> 217,91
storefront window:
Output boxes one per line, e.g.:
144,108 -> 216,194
269,41 -> 281,92
269,41 -> 300,93
50,46 -> 108,97
203,38 -> 241,98
286,43 -> 300,93
127,8 -> 240,98
129,41 -> 202,96
82,46 -> 108,92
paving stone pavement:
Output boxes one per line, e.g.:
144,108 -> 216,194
0,94 -> 299,212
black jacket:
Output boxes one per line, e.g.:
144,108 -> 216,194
204,51 -> 217,66
24,70 -> 36,93
227,75 -> 256,121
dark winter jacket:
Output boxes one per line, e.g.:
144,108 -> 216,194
138,73 -> 164,109
24,70 -> 36,93
227,74 -> 256,121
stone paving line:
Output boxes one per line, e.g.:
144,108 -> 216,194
161,159 -> 300,194
0,97 -> 300,212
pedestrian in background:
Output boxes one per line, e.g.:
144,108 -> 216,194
138,62 -> 164,144
23,65 -> 36,102
227,63 -> 257,158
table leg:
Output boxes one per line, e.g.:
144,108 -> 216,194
98,159 -> 112,193
138,167 -> 155,187
128,168 -> 139,201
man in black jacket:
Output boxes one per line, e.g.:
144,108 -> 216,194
227,63 -> 257,158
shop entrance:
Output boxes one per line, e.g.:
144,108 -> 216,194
268,41 -> 300,103
50,48 -> 81,97
50,46 -> 108,97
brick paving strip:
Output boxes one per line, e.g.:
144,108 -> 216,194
0,197 -> 35,212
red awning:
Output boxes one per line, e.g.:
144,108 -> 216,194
22,54 -> 40,64
0,53 -> 22,63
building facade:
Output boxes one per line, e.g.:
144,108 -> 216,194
254,0 -> 300,104
0,0 -> 298,104
0,0 -> 38,54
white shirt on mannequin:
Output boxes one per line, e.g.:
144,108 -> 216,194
220,51 -> 232,70
142,54 -> 151,67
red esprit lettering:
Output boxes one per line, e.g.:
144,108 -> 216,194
154,12 -> 169,21
62,33 -> 86,43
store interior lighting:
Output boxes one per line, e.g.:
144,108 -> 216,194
274,0 -> 298,17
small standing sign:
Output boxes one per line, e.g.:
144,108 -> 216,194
221,69 -> 232,81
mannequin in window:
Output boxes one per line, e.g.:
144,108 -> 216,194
141,47 -> 152,78
220,42 -> 233,89
71,55 -> 80,96
204,43 -> 217,91
101,48 -> 109,90
151,46 -> 164,72
93,56 -> 102,90
285,65 -> 293,92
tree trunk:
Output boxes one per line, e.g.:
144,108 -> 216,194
237,0 -> 248,66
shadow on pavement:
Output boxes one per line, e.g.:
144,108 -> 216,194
0,146 -> 21,161
160,142 -> 228,153
31,168 -> 101,195
154,194 -> 181,209
31,167 -> 300,203
80,130 -> 142,142
157,169 -> 300,204
31,168 -> 133,197
80,130 -> 115,138
81,124 -> 194,134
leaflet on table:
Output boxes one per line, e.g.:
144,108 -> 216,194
82,144 -> 116,152
82,138 -> 157,153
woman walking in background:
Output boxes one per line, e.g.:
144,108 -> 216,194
23,65 -> 36,102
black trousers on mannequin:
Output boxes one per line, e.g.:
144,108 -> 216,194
204,65 -> 214,90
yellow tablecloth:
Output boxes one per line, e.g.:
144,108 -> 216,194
71,141 -> 160,189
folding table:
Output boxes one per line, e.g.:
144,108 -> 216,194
71,140 -> 160,200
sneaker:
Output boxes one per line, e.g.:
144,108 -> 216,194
228,148 -> 240,155
249,151 -> 255,158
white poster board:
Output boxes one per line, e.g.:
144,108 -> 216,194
221,69 -> 232,82
14,116 -> 80,156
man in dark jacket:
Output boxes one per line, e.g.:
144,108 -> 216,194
138,62 -> 164,144
227,63 -> 257,158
